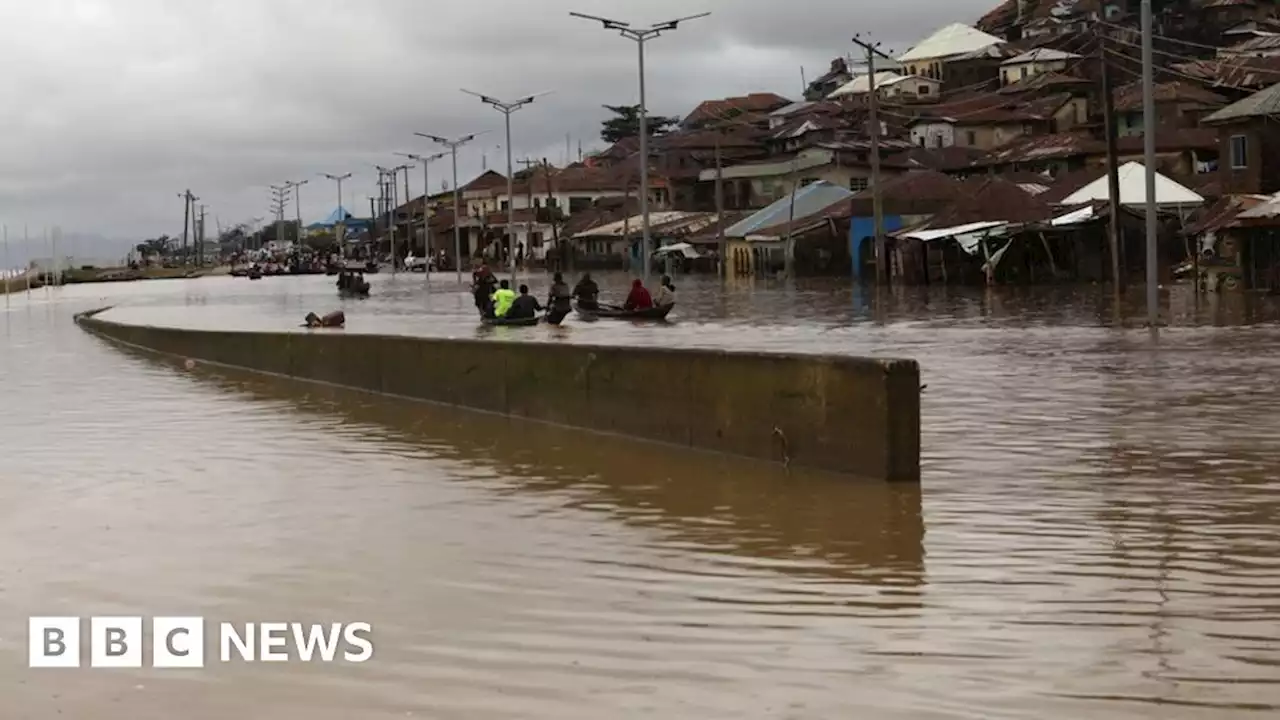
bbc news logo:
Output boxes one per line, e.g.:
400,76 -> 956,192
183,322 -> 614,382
28,617 -> 373,668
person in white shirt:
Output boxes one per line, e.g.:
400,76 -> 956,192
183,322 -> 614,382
653,275 -> 676,308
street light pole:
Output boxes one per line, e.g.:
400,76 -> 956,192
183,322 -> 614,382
417,131 -> 486,285
397,150 -> 449,283
461,89 -> 551,284
569,10 -> 710,284
320,172 -> 352,259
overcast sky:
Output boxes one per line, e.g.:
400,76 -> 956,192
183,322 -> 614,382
0,0 -> 995,248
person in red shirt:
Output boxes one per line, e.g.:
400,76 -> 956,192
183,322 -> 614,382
623,278 -> 653,311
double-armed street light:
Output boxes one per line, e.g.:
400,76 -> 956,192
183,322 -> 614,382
568,10 -> 710,283
416,131 -> 487,284
319,172 -> 352,255
460,89 -> 552,282
395,150 -> 449,282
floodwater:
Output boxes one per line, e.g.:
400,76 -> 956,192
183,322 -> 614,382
2,272 -> 1280,719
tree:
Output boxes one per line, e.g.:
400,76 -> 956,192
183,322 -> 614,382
134,235 -> 173,256
600,104 -> 678,144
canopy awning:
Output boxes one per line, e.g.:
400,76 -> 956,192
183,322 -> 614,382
900,220 -> 1010,254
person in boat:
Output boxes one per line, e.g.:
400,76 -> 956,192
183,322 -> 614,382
547,272 -> 573,317
653,275 -> 676,308
491,279 -> 517,318
573,273 -> 600,309
623,278 -> 654,311
506,284 -> 544,319
336,270 -> 350,290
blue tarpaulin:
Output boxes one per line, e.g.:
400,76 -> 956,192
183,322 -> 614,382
849,215 -> 904,281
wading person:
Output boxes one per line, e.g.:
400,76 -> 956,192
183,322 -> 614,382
573,273 -> 599,310
547,272 -> 572,322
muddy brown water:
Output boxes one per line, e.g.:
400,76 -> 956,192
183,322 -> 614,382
2,272 -> 1280,719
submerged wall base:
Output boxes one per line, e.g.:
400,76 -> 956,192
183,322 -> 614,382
76,309 -> 921,481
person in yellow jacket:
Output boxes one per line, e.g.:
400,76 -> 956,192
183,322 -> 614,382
490,279 -> 517,318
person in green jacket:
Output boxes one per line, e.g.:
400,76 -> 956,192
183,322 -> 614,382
491,279 -> 517,318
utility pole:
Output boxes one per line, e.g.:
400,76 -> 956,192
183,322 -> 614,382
570,11 -> 711,285
519,158 -> 540,264
1141,0 -> 1159,327
269,185 -> 290,250
287,179 -> 309,242
178,190 -> 191,267
852,33 -> 891,286
375,165 -> 401,274
1100,34 -> 1124,295
417,131 -> 486,283
541,158 -> 564,272
197,204 -> 207,267
715,129 -> 725,278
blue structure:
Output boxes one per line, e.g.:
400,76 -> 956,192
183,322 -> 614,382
307,206 -> 368,232
849,215 -> 904,281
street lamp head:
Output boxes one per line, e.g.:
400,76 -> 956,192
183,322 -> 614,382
569,11 -> 630,29
414,132 -> 448,144
658,12 -> 711,29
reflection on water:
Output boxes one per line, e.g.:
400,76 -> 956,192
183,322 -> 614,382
1,275 -> 1280,718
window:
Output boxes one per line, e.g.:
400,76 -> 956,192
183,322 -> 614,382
919,84 -> 931,95
500,200 -> 509,211
1020,66 -> 1028,79
850,177 -> 869,192
533,198 -> 541,208
1231,134 -> 1248,169
934,134 -> 944,148
917,135 -> 926,146
966,130 -> 977,145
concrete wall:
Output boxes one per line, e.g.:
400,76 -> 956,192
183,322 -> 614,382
75,309 -> 921,481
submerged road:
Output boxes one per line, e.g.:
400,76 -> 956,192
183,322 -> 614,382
2,272 -> 1280,718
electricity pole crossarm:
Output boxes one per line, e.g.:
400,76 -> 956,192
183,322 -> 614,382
851,33 -> 892,286
417,131 -> 486,283
568,10 -> 710,284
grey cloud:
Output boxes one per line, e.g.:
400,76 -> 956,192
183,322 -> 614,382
0,0 -> 993,246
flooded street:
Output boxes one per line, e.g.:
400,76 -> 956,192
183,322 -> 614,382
3,272 -> 1280,718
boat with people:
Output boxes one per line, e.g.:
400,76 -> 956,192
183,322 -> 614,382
573,275 -> 676,321
336,269 -> 370,297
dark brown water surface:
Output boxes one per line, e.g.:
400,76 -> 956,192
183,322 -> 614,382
3,273 -> 1280,718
